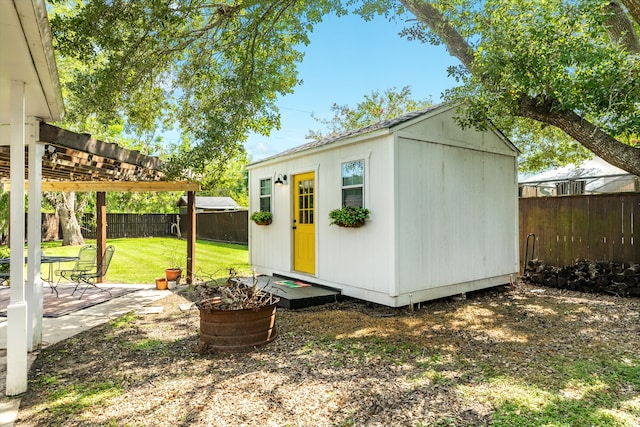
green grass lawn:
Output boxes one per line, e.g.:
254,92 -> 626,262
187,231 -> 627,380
40,237 -> 249,284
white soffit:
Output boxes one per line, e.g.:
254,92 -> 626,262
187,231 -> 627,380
0,0 -> 64,122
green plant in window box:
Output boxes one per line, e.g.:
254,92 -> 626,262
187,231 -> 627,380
328,206 -> 370,228
250,211 -> 273,225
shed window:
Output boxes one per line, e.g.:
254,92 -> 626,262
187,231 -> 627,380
259,178 -> 272,212
341,160 -> 364,207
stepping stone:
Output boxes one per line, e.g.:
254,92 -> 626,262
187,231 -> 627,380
178,303 -> 194,312
135,306 -> 164,314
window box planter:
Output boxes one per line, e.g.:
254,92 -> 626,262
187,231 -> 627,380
328,206 -> 370,228
250,211 -> 273,226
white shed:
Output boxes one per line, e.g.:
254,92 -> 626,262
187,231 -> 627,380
247,104 -> 519,307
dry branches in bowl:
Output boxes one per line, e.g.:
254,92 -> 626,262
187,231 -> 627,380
190,269 -> 279,312
185,269 -> 280,353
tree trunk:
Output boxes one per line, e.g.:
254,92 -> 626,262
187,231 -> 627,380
57,192 -> 85,246
622,0 -> 640,27
605,1 -> 640,53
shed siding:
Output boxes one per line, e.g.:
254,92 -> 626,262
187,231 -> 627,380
395,134 -> 518,293
249,135 -> 395,292
318,134 -> 395,295
396,108 -> 515,157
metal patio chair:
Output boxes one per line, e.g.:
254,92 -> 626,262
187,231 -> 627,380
71,245 -> 115,299
56,244 -> 97,286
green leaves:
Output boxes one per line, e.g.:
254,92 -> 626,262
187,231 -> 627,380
402,0 -> 640,172
250,211 -> 273,225
307,86 -> 432,140
50,0 -> 345,178
328,206 -> 370,228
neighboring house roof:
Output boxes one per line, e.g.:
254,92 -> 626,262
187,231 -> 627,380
519,157 -> 637,193
250,103 -> 517,166
519,157 -> 631,184
177,196 -> 240,210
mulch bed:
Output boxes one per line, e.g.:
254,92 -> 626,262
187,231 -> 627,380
0,284 -> 138,317
15,283 -> 640,426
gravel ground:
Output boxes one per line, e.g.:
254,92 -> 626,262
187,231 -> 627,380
15,282 -> 640,427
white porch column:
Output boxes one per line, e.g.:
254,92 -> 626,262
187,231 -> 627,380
6,80 -> 28,396
26,118 -> 43,351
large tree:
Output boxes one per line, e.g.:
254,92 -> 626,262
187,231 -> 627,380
49,0 -> 346,177
49,0 -> 345,243
50,0 -> 640,179
391,0 -> 640,174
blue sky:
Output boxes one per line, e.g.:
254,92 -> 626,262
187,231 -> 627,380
245,12 -> 460,161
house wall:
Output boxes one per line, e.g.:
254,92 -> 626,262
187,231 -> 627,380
394,109 -> 519,303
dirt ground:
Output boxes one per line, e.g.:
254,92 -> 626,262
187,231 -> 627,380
15,283 -> 640,427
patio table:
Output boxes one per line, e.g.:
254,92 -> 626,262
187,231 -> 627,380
0,255 -> 78,297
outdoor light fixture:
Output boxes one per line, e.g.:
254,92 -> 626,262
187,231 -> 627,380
43,144 -> 57,162
274,174 -> 287,185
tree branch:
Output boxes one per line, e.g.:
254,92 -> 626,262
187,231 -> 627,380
604,1 -> 640,53
621,0 -> 640,25
519,96 -> 640,175
400,0 -> 475,68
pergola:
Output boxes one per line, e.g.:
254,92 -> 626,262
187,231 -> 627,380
0,0 -> 199,396
6,121 -> 201,285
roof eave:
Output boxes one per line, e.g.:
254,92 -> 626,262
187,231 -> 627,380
16,0 -> 64,121
248,127 -> 391,169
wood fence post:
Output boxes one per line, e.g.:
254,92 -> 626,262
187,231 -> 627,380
186,191 -> 196,284
96,192 -> 106,283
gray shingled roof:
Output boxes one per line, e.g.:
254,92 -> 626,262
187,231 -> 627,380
252,104 -> 445,164
177,196 -> 240,210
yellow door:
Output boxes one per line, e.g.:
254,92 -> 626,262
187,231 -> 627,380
293,172 -> 315,274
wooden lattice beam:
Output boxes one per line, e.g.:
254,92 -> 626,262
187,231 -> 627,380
2,180 -> 200,192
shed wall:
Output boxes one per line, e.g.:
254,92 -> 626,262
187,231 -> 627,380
249,106 -> 519,307
317,135 -> 395,295
249,134 -> 395,293
395,116 -> 518,298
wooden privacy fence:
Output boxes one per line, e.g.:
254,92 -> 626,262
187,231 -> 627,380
81,213 -> 175,239
519,193 -> 640,268
39,211 -> 249,244
194,211 -> 248,244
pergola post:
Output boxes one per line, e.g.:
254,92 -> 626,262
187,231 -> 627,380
96,192 -> 107,283
26,118 -> 44,351
186,191 -> 196,284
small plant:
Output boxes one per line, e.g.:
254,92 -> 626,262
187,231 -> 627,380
164,252 -> 184,270
328,206 -> 370,228
250,210 -> 273,225
162,248 -> 184,282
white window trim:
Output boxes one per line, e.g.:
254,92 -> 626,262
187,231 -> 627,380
258,177 -> 272,212
339,152 -> 371,208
